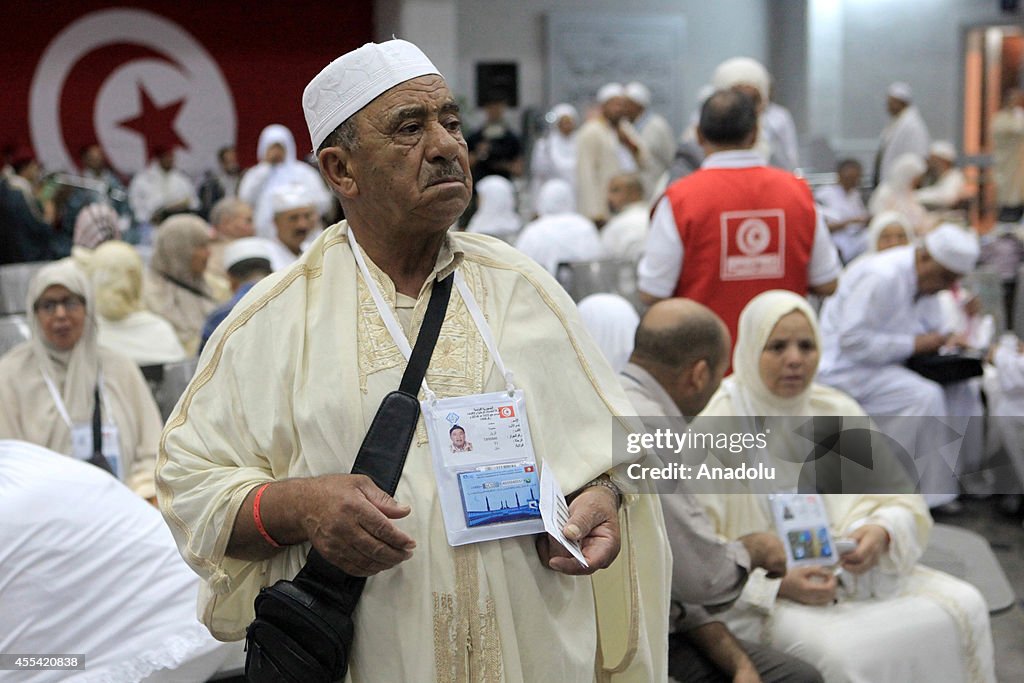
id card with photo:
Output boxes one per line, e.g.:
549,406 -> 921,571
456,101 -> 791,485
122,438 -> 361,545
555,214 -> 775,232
769,493 -> 837,567
424,389 -> 546,546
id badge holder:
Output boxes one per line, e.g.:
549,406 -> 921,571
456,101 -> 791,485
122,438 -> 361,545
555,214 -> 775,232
423,389 -> 545,546
70,423 -> 93,461
769,493 -> 837,568
101,422 -> 123,480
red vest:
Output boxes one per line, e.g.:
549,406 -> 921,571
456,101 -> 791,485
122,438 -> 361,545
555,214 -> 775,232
666,165 -> 818,345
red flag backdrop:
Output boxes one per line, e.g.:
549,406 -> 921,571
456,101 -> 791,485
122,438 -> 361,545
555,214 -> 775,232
3,1 -> 374,179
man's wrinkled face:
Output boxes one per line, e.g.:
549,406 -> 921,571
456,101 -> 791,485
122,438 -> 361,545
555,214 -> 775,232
346,75 -> 471,231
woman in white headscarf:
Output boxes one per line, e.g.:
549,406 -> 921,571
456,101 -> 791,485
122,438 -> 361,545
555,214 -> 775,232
577,293 -> 639,373
868,153 -> 931,234
0,260 -> 164,499
515,178 -> 605,274
529,103 -> 579,204
864,210 -> 914,254
695,290 -> 995,683
144,215 -> 224,355
81,241 -> 187,365
466,175 -> 521,239
238,124 -> 332,240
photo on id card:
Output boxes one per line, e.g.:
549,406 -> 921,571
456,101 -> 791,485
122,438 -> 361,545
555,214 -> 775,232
424,389 -> 545,545
769,493 -> 837,567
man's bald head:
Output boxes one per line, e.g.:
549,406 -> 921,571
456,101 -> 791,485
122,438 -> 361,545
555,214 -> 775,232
630,299 -> 731,416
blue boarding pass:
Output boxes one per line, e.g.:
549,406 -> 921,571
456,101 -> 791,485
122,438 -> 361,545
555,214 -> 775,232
457,462 -> 541,528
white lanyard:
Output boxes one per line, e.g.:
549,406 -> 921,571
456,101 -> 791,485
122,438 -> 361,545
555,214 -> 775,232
347,228 -> 515,402
41,368 -> 110,429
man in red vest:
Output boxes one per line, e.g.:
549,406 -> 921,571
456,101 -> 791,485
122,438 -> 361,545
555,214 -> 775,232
637,89 -> 840,351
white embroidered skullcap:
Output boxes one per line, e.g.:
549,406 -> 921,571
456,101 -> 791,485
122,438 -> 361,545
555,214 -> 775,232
270,183 -> 315,215
929,141 -> 957,162
711,57 -> 770,102
302,39 -> 441,150
597,83 -> 624,104
549,103 -> 578,122
887,81 -> 913,102
624,82 -> 651,107
923,223 -> 980,274
223,237 -> 273,271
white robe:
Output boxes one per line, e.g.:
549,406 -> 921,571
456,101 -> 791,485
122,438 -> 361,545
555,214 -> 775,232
600,202 -> 649,261
762,103 -> 800,172
515,212 -> 606,276
814,184 -> 868,264
990,106 -> 1024,207
98,310 -> 187,366
634,112 -> 675,198
877,106 -> 930,185
818,247 -> 956,504
0,440 -> 242,682
157,223 -> 669,682
128,162 -> 198,224
575,118 -> 649,224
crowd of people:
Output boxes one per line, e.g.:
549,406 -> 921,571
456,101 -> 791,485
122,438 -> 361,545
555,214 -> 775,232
1,39 -> 1021,682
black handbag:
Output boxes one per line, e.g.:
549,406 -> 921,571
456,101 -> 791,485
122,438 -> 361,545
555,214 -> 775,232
245,273 -> 453,683
905,352 -> 984,385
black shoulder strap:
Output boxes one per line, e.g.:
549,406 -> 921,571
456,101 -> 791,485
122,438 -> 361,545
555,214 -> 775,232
297,272 -> 453,612
88,385 -> 114,476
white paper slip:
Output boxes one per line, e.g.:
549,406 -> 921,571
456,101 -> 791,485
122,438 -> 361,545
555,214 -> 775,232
539,460 -> 589,568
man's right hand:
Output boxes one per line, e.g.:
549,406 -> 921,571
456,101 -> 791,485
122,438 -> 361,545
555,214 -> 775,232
738,531 -> 787,578
778,566 -> 837,605
302,474 -> 417,577
914,332 -> 949,354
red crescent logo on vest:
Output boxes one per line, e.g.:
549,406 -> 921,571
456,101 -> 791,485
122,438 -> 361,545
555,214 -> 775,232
720,209 -> 787,280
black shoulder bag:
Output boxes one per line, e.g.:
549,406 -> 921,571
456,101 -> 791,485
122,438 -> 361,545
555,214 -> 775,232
244,273 -> 453,683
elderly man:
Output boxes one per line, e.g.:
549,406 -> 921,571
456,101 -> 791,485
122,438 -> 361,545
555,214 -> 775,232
818,224 -> 980,507
815,159 -> 869,264
576,83 -> 650,225
638,89 -> 840,351
992,88 -> 1024,221
915,141 -> 966,210
601,173 -> 649,260
624,82 -> 675,197
874,82 -> 930,187
621,299 -> 821,683
206,197 -> 254,279
128,146 -> 198,225
266,183 -> 318,270
157,39 -> 668,683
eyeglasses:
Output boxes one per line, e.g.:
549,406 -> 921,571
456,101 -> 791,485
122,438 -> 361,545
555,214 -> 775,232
34,295 -> 85,315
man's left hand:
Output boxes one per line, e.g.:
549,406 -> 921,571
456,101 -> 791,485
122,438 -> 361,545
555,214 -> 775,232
840,524 -> 889,574
535,485 -> 620,575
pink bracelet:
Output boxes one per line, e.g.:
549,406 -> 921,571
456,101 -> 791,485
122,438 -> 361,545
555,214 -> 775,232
253,483 -> 282,548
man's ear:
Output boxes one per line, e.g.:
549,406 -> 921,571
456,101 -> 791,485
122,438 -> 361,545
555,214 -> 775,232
689,358 -> 711,394
318,146 -> 357,199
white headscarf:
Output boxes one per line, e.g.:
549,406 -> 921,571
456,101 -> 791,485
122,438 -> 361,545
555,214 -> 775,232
577,293 -> 639,373
866,211 -> 914,253
467,175 -> 521,237
26,260 -> 99,422
725,290 -> 823,416
868,153 -> 928,231
535,178 -> 576,216
151,215 -> 213,295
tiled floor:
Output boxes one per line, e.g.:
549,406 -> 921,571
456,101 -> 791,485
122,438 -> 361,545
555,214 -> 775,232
934,497 -> 1024,683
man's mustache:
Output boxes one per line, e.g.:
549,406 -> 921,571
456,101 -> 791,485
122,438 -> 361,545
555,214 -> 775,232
425,162 -> 467,185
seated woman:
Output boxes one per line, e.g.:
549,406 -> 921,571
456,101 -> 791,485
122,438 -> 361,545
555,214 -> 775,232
144,214 -> 226,355
864,210 -> 913,254
695,290 -> 995,683
81,240 -> 187,366
0,260 -> 163,499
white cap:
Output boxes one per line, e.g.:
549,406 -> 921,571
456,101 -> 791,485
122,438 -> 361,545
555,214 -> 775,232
271,184 -> 316,215
929,141 -> 957,162
624,82 -> 651,107
597,83 -> 624,104
923,224 -> 980,274
302,39 -> 441,151
887,81 -> 913,102
549,103 -> 578,123
711,57 -> 770,102
223,237 -> 273,272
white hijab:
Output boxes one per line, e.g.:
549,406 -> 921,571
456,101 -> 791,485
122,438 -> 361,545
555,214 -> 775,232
722,289 -> 825,417
865,210 -> 914,253
577,293 -> 639,373
26,260 -> 99,422
467,175 -> 521,237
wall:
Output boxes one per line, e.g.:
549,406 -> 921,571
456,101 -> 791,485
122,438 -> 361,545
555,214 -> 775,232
451,0 -> 769,133
809,0 -> 1021,166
